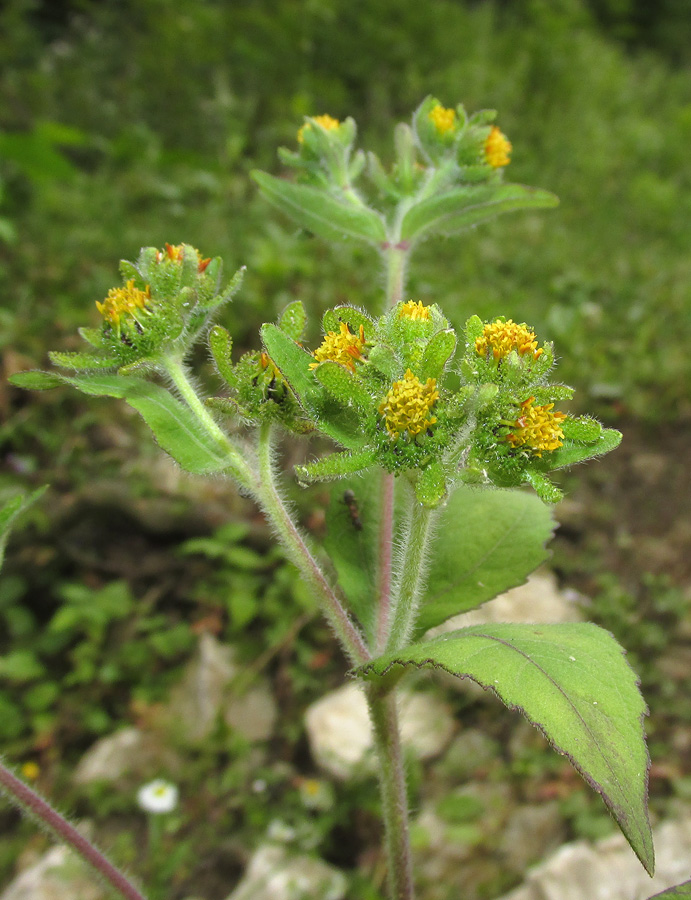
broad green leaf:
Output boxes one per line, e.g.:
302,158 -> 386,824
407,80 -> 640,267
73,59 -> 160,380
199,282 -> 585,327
261,324 -> 365,450
648,882 -> 691,899
417,485 -> 555,634
29,372 -> 231,475
358,622 -> 654,875
401,184 -> 559,242
324,471 -> 380,641
0,487 -> 47,570
252,171 -> 387,246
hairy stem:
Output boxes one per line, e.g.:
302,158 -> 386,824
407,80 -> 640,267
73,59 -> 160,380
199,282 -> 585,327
384,244 -> 409,310
162,355 -> 254,492
385,494 -> 436,653
0,761 -> 147,900
366,684 -> 414,900
255,422 -> 370,666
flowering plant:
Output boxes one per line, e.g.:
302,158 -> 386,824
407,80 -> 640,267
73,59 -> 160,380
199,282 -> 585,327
2,97 -> 667,900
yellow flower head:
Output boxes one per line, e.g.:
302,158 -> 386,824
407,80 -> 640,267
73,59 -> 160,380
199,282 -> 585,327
96,280 -> 151,328
309,322 -> 367,371
484,126 -> 512,168
398,300 -> 431,321
428,104 -> 456,136
506,397 -> 566,457
158,243 -> 211,273
378,369 -> 439,439
475,319 -> 542,361
297,114 -> 341,144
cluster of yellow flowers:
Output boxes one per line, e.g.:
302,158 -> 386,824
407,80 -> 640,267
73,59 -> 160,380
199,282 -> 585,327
475,319 -> 542,361
95,280 -> 151,328
309,322 -> 367,371
378,369 -> 439,439
506,397 -> 566,457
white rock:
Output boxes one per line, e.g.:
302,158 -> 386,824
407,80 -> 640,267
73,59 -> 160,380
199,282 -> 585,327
73,727 -> 175,785
304,683 -> 455,780
431,570 -> 583,635
225,844 -> 346,900
167,633 -> 276,744
496,814 -> 691,900
0,845 -> 109,900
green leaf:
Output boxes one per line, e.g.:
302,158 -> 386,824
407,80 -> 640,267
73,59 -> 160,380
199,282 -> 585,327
417,485 -> 555,634
296,448 -> 377,485
0,487 -> 47,570
252,171 -> 387,246
208,325 -> 236,387
55,373 -> 231,475
278,300 -> 307,341
324,472 -> 380,641
419,329 -> 457,381
312,361 -> 372,409
261,324 -> 365,450
358,622 -> 654,875
547,428 -> 622,470
648,882 -> 691,899
401,184 -> 559,243
8,370 -> 65,391
48,351 -> 117,371
415,461 -> 447,508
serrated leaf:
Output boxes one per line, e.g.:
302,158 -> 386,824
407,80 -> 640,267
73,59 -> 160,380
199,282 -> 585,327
296,448 -> 377,484
9,370 -> 65,391
312,361 -> 372,408
417,485 -> 555,634
261,324 -> 365,450
419,329 -> 457,381
252,171 -> 387,246
357,622 -> 654,875
278,300 -> 307,341
53,373 -> 230,475
0,487 -> 47,570
648,881 -> 691,899
401,183 -> 559,242
547,428 -> 622,470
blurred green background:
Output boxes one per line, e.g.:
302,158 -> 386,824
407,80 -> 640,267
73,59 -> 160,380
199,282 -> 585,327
0,1 -> 690,897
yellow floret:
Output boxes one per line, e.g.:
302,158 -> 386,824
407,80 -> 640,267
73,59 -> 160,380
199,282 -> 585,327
484,126 -> 512,168
309,322 -> 366,371
297,114 -> 341,144
398,300 -> 431,321
506,397 -> 566,457
378,369 -> 439,439
96,280 -> 151,328
428,104 -> 456,136
475,319 -> 542,361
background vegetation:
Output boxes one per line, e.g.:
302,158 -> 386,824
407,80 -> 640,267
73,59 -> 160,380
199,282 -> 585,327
0,0 -> 689,897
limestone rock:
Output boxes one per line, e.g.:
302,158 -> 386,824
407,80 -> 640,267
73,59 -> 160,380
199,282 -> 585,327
304,683 -> 455,780
0,845 -> 109,900
167,633 -> 277,744
225,844 -> 346,900
73,726 -> 177,786
496,814 -> 691,900
432,570 -> 583,634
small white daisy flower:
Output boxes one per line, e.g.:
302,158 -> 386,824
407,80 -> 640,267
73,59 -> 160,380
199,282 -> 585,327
136,779 -> 179,815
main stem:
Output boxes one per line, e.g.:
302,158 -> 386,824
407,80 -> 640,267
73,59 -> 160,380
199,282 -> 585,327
0,761 -> 147,900
366,685 -> 414,900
